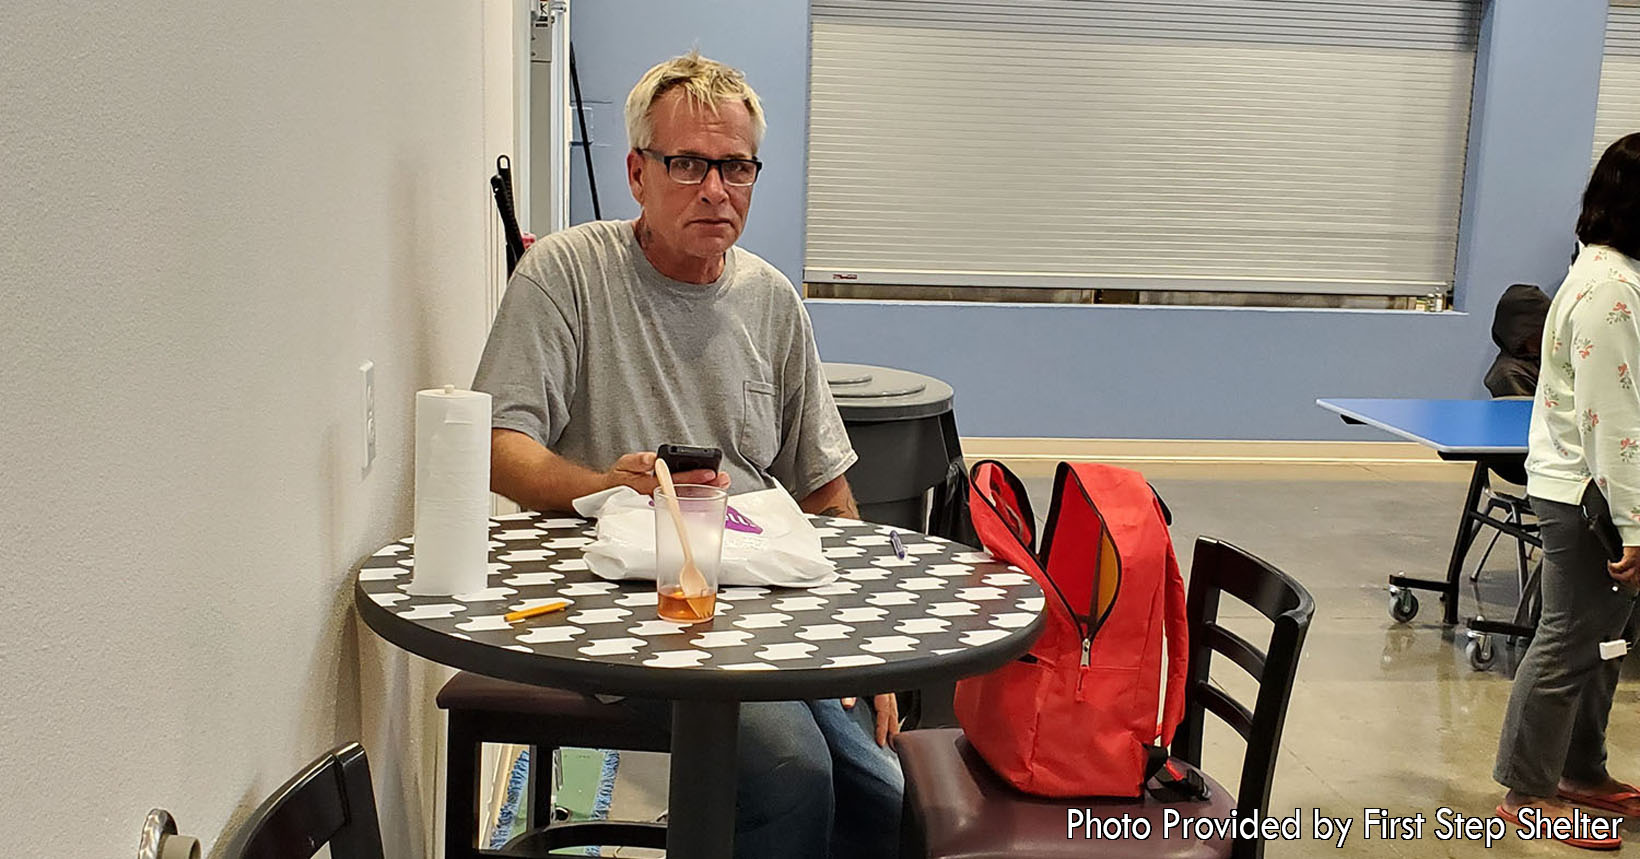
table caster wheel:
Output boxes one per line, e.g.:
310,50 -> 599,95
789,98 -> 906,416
1389,588 -> 1419,624
1467,635 -> 1496,670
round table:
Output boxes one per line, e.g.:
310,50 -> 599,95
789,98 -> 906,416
354,511 -> 1044,859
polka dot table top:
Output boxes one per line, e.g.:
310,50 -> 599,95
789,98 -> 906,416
354,512 -> 1045,700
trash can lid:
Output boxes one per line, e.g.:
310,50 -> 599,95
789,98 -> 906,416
824,362 -> 955,421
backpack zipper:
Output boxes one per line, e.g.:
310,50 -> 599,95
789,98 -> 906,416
980,461 -> 1113,692
1038,574 -> 1092,690
1033,465 -> 1132,697
1076,636 -> 1092,693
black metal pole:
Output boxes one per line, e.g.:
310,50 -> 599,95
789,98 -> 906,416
492,174 -> 526,275
667,699 -> 740,858
570,44 -> 602,221
1441,462 -> 1490,624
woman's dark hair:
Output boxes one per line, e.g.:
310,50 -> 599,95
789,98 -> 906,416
1578,133 -> 1640,259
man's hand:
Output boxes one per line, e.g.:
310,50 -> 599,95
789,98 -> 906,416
841,694 -> 901,747
607,451 -> 730,496
1610,546 -> 1640,588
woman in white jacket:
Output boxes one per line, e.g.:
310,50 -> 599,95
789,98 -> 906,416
1494,133 -> 1640,849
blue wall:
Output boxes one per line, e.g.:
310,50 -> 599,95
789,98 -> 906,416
571,0 -> 1611,440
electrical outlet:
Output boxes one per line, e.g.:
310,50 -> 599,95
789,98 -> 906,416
360,361 -> 376,469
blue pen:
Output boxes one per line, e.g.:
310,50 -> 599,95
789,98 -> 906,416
890,530 -> 907,560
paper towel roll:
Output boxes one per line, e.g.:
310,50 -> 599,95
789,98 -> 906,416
410,386 -> 492,596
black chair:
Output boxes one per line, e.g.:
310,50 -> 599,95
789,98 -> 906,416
1455,283 -> 1550,665
1449,386 -> 1543,668
439,672 -> 670,857
1463,455 -> 1541,627
894,536 -> 1315,859
223,742 -> 384,859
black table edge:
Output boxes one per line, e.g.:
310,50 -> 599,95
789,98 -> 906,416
353,567 -> 1045,702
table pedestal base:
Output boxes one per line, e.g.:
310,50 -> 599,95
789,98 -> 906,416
667,699 -> 742,859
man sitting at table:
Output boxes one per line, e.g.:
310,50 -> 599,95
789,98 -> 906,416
471,51 -> 902,859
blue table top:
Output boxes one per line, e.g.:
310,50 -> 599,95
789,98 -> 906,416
1316,398 -> 1531,456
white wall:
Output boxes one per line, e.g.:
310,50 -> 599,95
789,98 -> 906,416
0,1 -> 509,854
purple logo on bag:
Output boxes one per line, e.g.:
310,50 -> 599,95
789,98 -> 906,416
646,500 -> 764,534
724,505 -> 763,534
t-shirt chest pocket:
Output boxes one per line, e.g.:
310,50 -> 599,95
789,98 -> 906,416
740,379 -> 780,468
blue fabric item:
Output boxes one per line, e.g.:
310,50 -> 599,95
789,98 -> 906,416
593,750 -> 620,820
583,751 -> 621,856
488,748 -> 532,850
485,747 -> 623,855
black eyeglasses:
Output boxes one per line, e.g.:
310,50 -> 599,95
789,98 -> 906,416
637,149 -> 763,187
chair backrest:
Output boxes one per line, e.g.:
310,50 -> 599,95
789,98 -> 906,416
1170,537 -> 1314,859
224,742 -> 385,859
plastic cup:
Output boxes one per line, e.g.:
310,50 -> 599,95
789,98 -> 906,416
653,484 -> 727,622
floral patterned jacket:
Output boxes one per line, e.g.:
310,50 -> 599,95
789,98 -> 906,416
1527,245 -> 1640,539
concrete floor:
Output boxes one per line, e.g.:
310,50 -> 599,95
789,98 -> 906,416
1135,463 -> 1622,857
584,461 -> 1640,856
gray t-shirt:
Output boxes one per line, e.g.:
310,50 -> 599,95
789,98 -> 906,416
472,219 -> 856,501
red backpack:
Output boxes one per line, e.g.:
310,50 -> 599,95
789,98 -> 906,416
954,460 -> 1195,798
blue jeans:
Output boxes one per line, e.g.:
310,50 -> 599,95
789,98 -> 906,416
625,697 -> 904,859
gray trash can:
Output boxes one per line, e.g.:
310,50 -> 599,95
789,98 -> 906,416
825,362 -> 959,533
826,362 -> 967,729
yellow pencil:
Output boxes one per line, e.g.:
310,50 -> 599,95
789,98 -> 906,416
504,599 -> 571,622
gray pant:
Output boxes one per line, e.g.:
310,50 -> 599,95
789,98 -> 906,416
1494,496 -> 1639,796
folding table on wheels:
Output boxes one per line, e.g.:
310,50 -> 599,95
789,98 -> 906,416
1317,398 -> 1539,669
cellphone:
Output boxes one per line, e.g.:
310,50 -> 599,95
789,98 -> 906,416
1582,479 -> 1624,563
1580,480 -> 1639,596
657,443 -> 723,476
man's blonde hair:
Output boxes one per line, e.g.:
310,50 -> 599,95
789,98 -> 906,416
625,51 -> 766,152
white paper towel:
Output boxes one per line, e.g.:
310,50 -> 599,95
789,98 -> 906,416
410,386 -> 492,596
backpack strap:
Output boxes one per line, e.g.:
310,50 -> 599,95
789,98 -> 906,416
1144,746 -> 1212,803
928,456 -> 980,547
1149,482 -> 1173,525
1157,530 -> 1190,746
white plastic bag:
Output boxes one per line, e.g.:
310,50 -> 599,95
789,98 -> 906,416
573,486 -> 837,588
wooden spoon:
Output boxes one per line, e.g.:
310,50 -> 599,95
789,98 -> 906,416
653,458 -> 716,618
